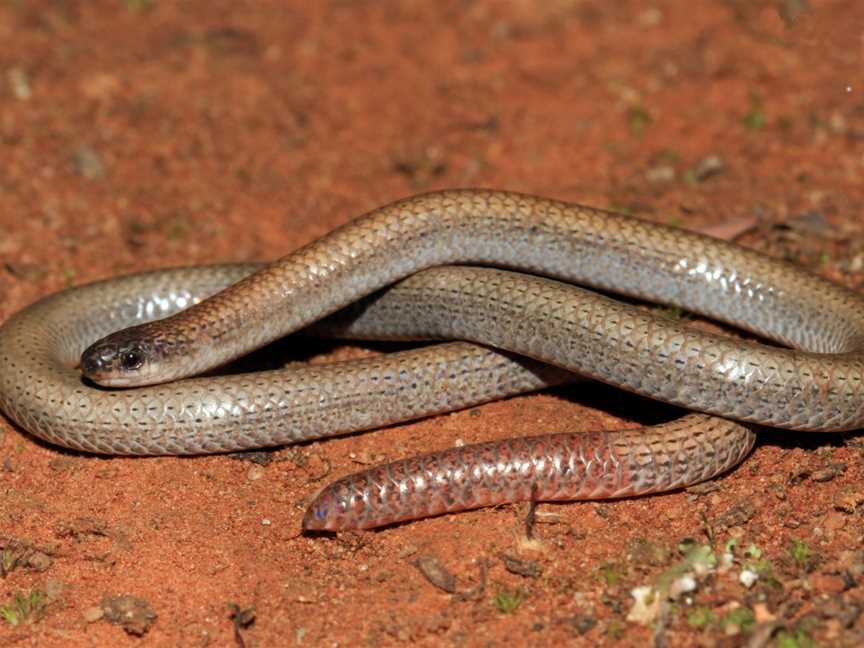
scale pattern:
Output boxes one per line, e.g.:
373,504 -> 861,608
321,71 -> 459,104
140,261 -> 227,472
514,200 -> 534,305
0,190 -> 860,528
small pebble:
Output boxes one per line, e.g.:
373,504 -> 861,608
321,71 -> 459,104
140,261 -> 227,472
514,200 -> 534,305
398,544 -> 418,559
811,464 -> 844,482
626,586 -> 659,624
101,594 -> 157,636
501,554 -> 541,578
27,551 -> 53,572
834,490 -> 864,513
739,569 -> 758,588
82,606 -> 104,623
691,155 -> 726,181
8,67 -> 31,100
645,165 -> 676,183
669,575 -> 696,598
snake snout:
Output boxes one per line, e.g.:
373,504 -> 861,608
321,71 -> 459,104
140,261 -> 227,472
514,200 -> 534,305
80,344 -> 113,376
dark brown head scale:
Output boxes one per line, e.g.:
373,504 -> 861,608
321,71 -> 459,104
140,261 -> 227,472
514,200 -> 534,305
81,327 -> 159,387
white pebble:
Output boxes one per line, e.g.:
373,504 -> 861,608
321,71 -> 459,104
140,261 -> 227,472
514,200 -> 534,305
739,569 -> 758,588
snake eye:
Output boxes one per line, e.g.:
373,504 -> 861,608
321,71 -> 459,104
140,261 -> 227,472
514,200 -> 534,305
120,348 -> 145,371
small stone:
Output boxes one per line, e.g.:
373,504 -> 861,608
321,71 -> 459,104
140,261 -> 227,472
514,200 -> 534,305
563,615 -> 597,636
349,450 -> 384,465
48,457 -> 79,472
669,575 -> 696,599
645,165 -> 676,183
690,155 -> 726,182
26,551 -> 53,572
811,464 -> 845,482
7,67 -> 31,100
230,450 -> 275,466
247,465 -> 265,481
717,501 -> 755,528
83,606 -> 104,622
726,525 -> 746,541
771,483 -> 787,500
834,490 -> 864,514
790,467 -> 812,484
398,544 -> 418,559
627,586 -> 659,624
501,554 -> 541,578
739,569 -> 758,588
101,594 -> 157,636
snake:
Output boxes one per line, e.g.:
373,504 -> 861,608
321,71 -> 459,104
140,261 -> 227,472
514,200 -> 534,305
0,190 -> 861,530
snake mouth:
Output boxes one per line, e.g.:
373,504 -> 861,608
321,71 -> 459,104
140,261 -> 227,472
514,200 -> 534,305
82,373 -> 136,388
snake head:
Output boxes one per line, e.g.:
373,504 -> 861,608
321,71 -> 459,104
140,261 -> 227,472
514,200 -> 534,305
81,329 -> 163,387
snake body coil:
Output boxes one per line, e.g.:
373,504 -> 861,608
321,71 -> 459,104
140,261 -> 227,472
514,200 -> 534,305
1,190 -> 860,529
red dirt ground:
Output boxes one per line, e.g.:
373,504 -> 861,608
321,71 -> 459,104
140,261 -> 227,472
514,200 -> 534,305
1,1 -> 863,646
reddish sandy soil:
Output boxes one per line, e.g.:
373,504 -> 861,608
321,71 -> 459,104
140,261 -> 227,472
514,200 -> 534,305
1,1 -> 864,646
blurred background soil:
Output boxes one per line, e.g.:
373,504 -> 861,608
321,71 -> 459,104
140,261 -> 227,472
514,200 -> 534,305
1,1 -> 863,646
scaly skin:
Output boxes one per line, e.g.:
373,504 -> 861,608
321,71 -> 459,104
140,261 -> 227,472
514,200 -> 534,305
0,265 -> 572,454
0,189 -> 860,528
302,415 -> 754,531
